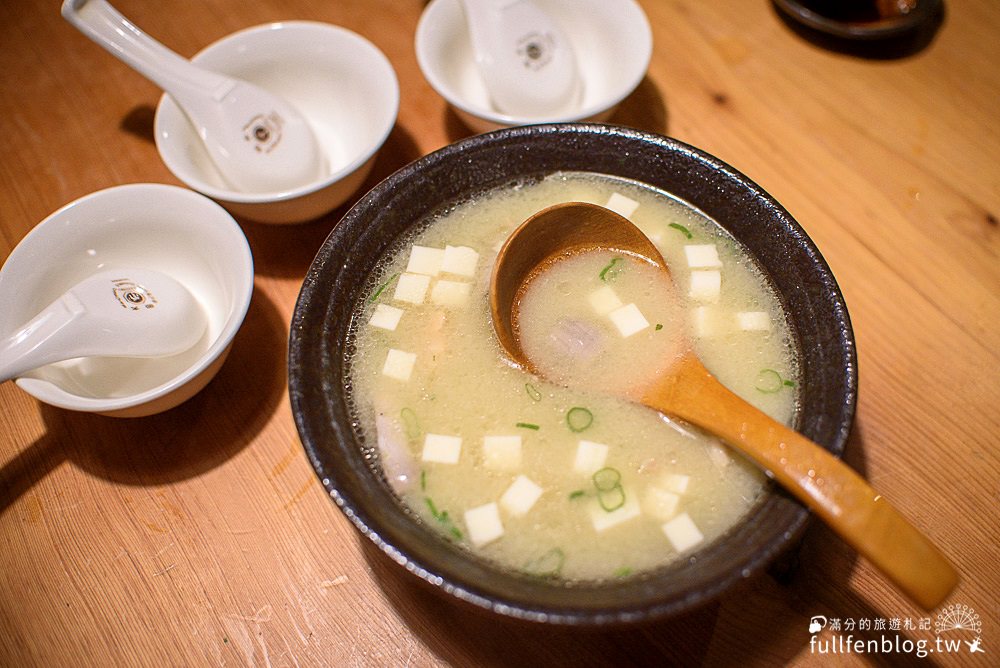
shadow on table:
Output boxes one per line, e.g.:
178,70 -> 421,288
708,423 -> 944,668
360,535 -> 718,667
359,422 -> 940,667
0,286 -> 286,512
443,75 -> 669,144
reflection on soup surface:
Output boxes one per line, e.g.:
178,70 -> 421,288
346,172 -> 799,581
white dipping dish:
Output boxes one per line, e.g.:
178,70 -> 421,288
155,21 -> 399,224
0,184 -> 254,417
415,0 -> 652,133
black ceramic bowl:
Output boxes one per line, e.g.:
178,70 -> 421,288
289,124 -> 857,625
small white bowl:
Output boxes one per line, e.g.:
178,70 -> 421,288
155,21 -> 399,224
415,0 -> 652,133
0,184 -> 254,417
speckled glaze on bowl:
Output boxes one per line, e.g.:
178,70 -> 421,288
289,124 -> 857,624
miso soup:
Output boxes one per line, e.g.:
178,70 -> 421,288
345,172 -> 799,581
515,250 -> 688,398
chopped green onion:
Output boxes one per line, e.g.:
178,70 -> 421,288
401,407 -> 420,439
424,496 -> 463,540
523,547 -> 565,577
525,383 -> 542,402
568,490 -> 586,500
592,467 -> 621,491
516,422 -> 540,430
597,486 -> 626,512
669,222 -> 693,239
368,272 -> 399,303
566,407 -> 594,433
593,467 -> 626,511
599,257 -> 624,282
420,469 -> 427,491
613,566 -> 633,578
755,368 -> 792,394
655,323 -> 663,331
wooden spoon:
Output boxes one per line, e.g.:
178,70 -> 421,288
490,201 -> 958,610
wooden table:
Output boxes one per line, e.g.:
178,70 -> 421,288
2,0 -> 997,665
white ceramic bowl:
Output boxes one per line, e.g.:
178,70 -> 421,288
155,21 -> 399,224
415,0 -> 652,133
0,184 -> 254,417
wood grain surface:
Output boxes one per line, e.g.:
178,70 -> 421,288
1,0 -> 997,666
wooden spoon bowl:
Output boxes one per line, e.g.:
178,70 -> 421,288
491,201 -> 958,609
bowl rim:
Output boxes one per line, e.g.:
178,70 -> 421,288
414,0 -> 653,127
153,20 -> 400,205
289,123 -> 858,624
3,183 -> 254,413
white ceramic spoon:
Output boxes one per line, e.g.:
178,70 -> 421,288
0,269 -> 207,383
62,0 -> 325,193
459,0 -> 581,117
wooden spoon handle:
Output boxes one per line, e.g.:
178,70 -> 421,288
641,355 -> 959,610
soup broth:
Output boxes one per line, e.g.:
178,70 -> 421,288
516,250 -> 688,397
346,172 -> 799,581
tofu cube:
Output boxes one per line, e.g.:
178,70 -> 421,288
574,440 -> 609,475
430,279 -> 471,307
441,245 -> 480,277
482,435 -> 522,470
608,303 -> 650,337
406,245 -> 444,276
393,272 -> 431,304
690,306 -> 715,338
368,303 -> 404,331
588,285 -> 623,316
500,475 -> 543,516
662,473 -> 691,495
589,495 -> 641,532
662,512 -> 704,553
737,311 -> 772,331
605,192 -> 640,219
382,349 -> 416,381
689,270 -> 721,303
684,244 -> 722,268
642,486 -> 680,521
421,433 -> 462,464
464,502 -> 504,546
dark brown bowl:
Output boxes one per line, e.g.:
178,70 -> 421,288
289,124 -> 857,625
772,0 -> 942,40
